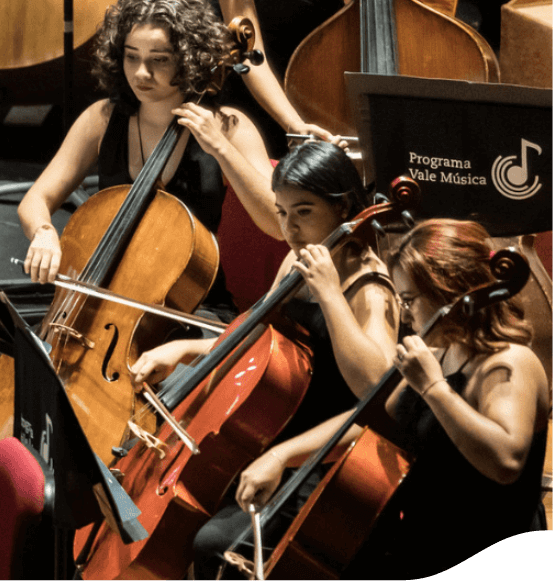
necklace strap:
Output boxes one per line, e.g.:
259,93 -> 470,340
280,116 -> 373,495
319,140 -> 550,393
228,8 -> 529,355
137,109 -> 146,167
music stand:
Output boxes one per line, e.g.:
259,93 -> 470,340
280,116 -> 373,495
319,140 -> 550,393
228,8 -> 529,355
0,292 -> 147,576
345,73 -> 552,236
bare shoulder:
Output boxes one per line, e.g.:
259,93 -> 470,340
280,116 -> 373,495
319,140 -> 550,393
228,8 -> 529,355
472,343 -> 549,406
80,99 -> 113,134
218,105 -> 260,139
480,343 -> 546,379
60,99 -> 114,153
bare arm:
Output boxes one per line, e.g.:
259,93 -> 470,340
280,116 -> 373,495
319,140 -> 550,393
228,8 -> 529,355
295,245 -> 398,397
391,338 -> 549,484
236,410 -> 362,510
129,337 -> 217,386
173,102 -> 282,239
218,0 -> 336,139
18,100 -> 111,282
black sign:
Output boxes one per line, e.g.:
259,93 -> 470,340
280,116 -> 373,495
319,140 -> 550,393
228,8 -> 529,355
346,73 -> 552,236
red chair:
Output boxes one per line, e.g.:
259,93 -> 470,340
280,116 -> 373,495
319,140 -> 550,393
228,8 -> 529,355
0,436 -> 53,579
219,175 -> 289,313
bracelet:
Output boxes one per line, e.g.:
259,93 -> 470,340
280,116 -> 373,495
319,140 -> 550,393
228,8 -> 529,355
268,450 -> 285,468
33,223 -> 56,239
420,379 -> 445,397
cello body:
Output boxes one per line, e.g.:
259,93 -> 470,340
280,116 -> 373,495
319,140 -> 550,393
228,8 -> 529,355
264,428 -> 411,579
284,0 -> 500,137
44,185 -> 218,466
74,317 -> 313,580
0,184 -> 219,466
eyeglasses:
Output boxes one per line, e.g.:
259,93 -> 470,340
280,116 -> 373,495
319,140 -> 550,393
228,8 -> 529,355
398,294 -> 421,311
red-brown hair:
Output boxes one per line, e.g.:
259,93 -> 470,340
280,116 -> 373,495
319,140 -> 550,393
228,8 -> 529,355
388,219 -> 532,353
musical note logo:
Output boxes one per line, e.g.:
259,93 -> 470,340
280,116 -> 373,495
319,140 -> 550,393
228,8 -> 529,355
492,139 -> 543,200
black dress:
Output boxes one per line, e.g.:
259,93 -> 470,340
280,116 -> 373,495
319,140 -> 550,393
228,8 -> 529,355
97,104 -> 237,322
343,364 -> 547,580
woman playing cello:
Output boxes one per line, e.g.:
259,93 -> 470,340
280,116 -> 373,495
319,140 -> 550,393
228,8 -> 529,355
130,140 -> 400,577
234,218 -> 549,579
18,0 -> 283,324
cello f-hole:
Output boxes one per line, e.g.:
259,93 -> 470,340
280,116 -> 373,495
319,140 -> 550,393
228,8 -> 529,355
101,323 -> 120,382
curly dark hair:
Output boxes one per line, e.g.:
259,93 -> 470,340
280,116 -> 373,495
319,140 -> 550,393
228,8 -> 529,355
388,219 -> 532,353
92,0 -> 234,111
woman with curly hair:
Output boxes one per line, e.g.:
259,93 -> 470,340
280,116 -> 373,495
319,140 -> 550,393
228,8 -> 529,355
18,0 -> 284,322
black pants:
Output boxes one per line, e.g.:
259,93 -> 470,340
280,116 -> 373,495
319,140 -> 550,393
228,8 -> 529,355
192,467 -> 327,579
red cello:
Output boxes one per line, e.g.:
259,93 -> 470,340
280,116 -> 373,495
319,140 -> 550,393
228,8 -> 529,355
220,247 -> 531,579
72,179 -> 419,580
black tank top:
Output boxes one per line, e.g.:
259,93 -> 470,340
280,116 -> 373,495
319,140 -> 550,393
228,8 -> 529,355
275,271 -> 396,444
349,357 -> 547,579
97,105 -> 236,316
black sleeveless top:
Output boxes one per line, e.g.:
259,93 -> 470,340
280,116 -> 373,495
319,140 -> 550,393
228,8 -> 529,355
273,299 -> 357,445
344,358 -> 547,579
97,105 -> 236,317
275,271 -> 396,445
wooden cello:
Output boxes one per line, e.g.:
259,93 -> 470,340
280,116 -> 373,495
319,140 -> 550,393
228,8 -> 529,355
0,18 -> 263,465
72,179 -> 418,580
284,0 -> 500,138
221,246 -> 531,580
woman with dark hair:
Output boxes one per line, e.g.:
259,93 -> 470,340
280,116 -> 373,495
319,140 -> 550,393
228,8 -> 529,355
18,0 -> 282,322
129,141 -> 399,578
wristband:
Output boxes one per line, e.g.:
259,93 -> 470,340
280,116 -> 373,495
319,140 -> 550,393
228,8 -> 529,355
420,379 -> 445,397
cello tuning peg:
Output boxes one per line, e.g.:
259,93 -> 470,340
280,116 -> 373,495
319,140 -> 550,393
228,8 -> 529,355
401,210 -> 415,228
374,193 -> 390,205
370,218 -> 386,237
233,63 -> 250,75
245,49 -> 264,66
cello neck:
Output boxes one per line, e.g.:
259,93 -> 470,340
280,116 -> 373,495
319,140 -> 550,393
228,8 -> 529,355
360,0 -> 398,74
157,220 -> 358,411
80,116 -> 185,287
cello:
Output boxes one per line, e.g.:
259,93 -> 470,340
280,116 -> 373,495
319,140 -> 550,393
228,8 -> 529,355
284,0 -> 500,138
221,246 -> 532,580
72,178 -> 419,580
0,17 -> 263,466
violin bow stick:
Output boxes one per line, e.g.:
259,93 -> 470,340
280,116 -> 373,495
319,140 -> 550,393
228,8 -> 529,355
10,258 -> 227,335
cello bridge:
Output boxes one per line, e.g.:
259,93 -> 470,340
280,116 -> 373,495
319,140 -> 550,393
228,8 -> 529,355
127,421 -> 167,459
49,323 -> 95,349
222,551 -> 257,580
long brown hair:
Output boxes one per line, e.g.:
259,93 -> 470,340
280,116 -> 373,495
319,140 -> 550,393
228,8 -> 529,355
388,219 -> 532,353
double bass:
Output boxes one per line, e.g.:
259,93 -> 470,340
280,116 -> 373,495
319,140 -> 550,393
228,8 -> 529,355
285,0 -> 500,138
0,1 -> 111,107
